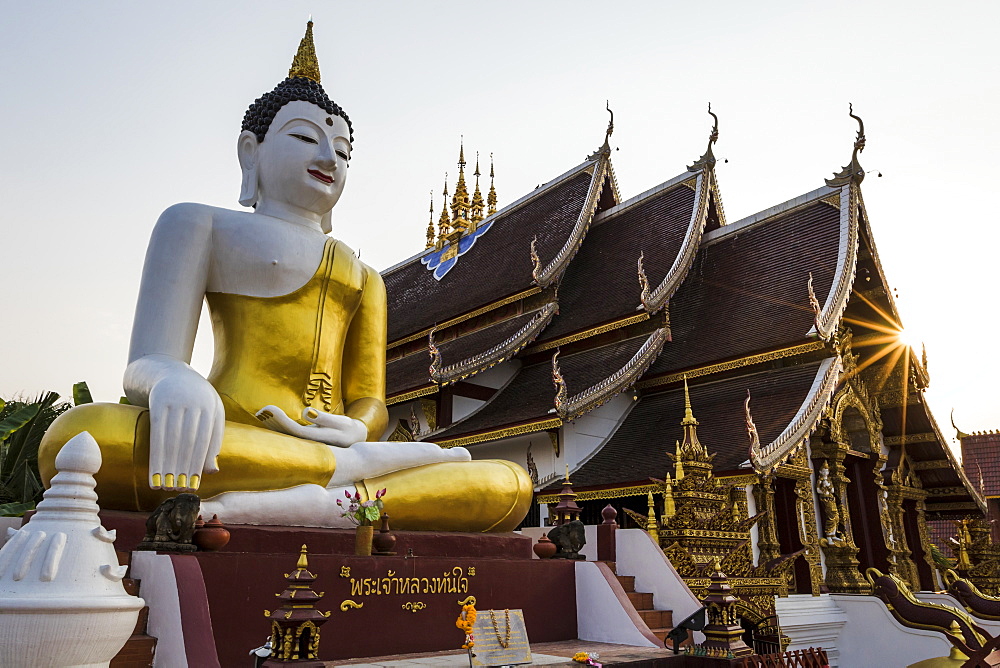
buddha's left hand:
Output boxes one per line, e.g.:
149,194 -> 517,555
256,405 -> 368,446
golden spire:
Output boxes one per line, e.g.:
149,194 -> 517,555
425,190 -> 436,249
296,544 -> 309,570
470,152 -> 486,226
487,153 -> 498,216
288,20 -> 322,83
682,376 -> 698,426
437,173 -> 452,247
451,138 -> 471,232
678,376 -> 711,465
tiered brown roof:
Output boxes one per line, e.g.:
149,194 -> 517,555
644,195 -> 841,381
539,176 -> 699,341
556,360 -> 831,490
433,333 -> 652,447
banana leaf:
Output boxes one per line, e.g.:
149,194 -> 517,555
0,392 -> 70,504
0,501 -> 34,517
0,404 -> 40,441
72,381 -> 93,406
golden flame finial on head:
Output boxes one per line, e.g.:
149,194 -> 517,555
288,20 -> 322,83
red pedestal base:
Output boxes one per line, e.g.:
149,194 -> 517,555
96,512 -> 577,666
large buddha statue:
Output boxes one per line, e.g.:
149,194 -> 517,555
39,23 -> 532,532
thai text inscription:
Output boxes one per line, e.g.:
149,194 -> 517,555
348,566 -> 473,598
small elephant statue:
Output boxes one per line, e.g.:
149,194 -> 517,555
547,519 -> 586,560
136,493 -> 201,552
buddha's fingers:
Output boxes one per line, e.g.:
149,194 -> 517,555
256,405 -> 304,438
203,403 -> 225,476
159,406 -> 187,490
148,407 -> 168,490
178,410 -> 212,490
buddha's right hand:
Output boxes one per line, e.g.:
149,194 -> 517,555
144,369 -> 225,492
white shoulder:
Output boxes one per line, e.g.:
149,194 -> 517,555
152,202 -> 229,240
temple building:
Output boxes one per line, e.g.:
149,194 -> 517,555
380,107 -> 987,626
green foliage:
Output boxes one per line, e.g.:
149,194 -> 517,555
0,391 -> 73,509
72,381 -> 93,406
929,542 -> 955,571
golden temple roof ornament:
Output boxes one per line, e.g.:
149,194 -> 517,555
470,152 -> 486,226
288,20 -> 322,83
487,154 -> 498,216
437,174 -> 452,247
451,139 -> 472,232
687,103 -> 719,172
425,190 -> 436,249
825,103 -> 867,187
676,377 -> 713,466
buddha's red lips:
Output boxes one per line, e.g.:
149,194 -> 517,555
308,169 -> 334,184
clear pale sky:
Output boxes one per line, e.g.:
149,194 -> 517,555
2,2 -> 997,450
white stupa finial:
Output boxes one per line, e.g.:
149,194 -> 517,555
0,431 -> 144,665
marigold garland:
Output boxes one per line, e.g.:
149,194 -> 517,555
456,603 -> 477,650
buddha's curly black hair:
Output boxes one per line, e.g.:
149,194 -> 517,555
241,76 -> 354,144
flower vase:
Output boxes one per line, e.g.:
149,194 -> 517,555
355,525 -> 374,556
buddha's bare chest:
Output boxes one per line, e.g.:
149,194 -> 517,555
207,217 -> 331,297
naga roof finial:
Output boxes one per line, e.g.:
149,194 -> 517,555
288,20 -> 321,83
589,101 -> 615,159
826,103 -> 867,187
688,102 -> 719,172
605,100 -> 615,144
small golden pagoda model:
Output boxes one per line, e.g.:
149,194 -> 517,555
551,467 -> 582,526
263,545 -> 331,666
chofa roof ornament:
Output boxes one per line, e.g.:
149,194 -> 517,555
588,101 -> 615,160
825,103 -> 866,187
687,103 -> 719,172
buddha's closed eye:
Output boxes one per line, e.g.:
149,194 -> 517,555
290,133 -> 318,145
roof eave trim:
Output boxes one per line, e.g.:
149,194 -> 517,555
432,303 -> 558,385
807,184 -> 859,340
555,328 -> 670,421
641,168 -> 712,313
919,395 -> 989,513
533,153 -> 611,287
754,356 -> 842,473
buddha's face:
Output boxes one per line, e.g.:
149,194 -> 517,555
253,100 -> 352,216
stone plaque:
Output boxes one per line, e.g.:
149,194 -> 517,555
470,609 -> 531,666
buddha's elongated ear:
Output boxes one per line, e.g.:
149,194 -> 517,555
237,130 -> 260,207
321,211 -> 333,235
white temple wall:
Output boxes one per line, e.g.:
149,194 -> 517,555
830,594 -> 952,668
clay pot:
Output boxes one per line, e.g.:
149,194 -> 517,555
193,514 -> 230,551
533,532 -> 557,559
372,513 -> 397,555
355,525 -> 374,556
